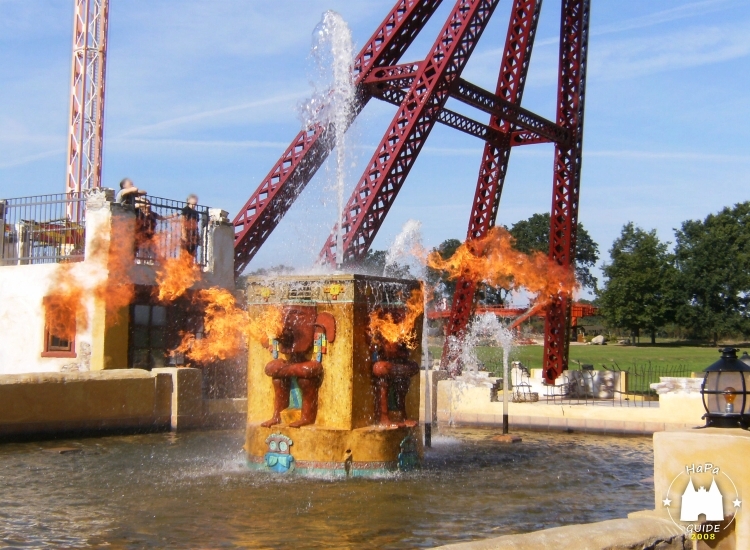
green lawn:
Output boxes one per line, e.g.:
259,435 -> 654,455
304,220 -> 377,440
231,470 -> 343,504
429,343 -> 732,375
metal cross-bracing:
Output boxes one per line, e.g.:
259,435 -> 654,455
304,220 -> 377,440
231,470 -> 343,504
542,0 -> 590,383
451,78 -> 568,145
65,0 -> 109,219
368,83 -> 508,147
319,0 -> 501,264
231,0 -> 444,276
441,0 -> 543,369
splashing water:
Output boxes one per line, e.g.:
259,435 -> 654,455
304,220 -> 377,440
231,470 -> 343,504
301,11 -> 355,268
449,312 -> 514,376
385,219 -> 424,277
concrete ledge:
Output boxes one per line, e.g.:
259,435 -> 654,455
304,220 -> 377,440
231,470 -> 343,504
204,398 -> 247,428
153,367 -> 203,431
0,367 -> 247,441
433,517 -> 688,550
0,369 -> 172,440
437,381 -> 705,435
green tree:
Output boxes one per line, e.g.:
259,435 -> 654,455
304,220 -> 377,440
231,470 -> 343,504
597,223 -> 678,344
508,212 -> 600,291
674,202 -> 750,344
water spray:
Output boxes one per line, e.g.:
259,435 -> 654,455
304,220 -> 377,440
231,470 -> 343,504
305,11 -> 355,270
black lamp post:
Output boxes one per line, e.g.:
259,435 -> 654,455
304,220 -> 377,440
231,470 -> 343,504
700,347 -> 750,429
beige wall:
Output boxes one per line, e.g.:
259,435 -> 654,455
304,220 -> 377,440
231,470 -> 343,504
0,367 -> 245,439
0,262 -> 92,374
0,369 -> 172,436
434,379 -> 707,434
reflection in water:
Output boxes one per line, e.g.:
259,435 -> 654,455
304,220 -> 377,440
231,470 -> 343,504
0,427 -> 653,548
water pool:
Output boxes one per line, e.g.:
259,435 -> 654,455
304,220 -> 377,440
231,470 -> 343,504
0,427 -> 654,548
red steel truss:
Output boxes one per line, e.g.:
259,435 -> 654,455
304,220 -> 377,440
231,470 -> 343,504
318,0 -> 501,263
233,0 -> 590,382
231,0 -> 443,275
65,0 -> 109,216
542,0 -> 590,382
441,0 -> 543,369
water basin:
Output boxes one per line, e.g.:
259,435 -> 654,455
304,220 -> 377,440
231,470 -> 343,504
0,427 -> 654,548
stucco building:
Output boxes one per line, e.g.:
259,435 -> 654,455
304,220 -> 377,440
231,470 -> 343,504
0,188 -> 235,376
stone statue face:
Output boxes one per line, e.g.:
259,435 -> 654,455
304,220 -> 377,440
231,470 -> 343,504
277,305 -> 317,354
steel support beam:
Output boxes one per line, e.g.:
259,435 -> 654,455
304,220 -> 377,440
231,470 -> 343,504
441,0 -> 543,371
232,0 -> 590,383
542,0 -> 590,383
65,0 -> 109,220
369,84 -> 507,147
450,78 -> 568,145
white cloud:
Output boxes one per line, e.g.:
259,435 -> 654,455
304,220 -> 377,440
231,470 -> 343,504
113,92 -> 308,138
0,147 -> 63,169
585,150 -> 750,163
588,23 -> 750,81
108,138 -> 290,150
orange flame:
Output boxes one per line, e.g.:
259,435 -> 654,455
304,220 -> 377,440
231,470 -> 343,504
44,265 -> 87,340
368,286 -> 424,349
175,288 -> 283,362
44,221 -> 136,338
155,250 -> 201,302
427,227 -> 577,306
93,217 -> 135,319
41,213 -> 284,364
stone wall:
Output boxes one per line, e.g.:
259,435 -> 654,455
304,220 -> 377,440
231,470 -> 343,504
0,367 -> 245,440
433,517 -> 688,549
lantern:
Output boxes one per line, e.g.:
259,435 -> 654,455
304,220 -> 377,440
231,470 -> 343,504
700,347 -> 750,429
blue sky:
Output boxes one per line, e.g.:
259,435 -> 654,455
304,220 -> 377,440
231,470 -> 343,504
1,0 -> 749,287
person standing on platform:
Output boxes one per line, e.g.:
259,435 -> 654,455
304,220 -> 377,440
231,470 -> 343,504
115,178 -> 147,206
181,194 -> 202,258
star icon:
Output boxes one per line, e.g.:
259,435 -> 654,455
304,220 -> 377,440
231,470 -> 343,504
663,498 -> 672,507
734,498 -> 742,508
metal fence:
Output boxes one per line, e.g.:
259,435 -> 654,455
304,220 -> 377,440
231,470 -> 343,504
542,362 -> 692,407
133,195 -> 210,266
0,193 -> 87,265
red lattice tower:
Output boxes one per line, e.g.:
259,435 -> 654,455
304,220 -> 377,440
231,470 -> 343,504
232,0 -> 590,383
65,0 -> 110,219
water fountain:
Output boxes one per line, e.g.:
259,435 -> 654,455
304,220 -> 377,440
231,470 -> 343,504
243,13 -> 424,476
299,11 -> 355,268
244,274 -> 423,476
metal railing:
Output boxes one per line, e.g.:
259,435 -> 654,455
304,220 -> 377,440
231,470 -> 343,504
0,193 -> 87,265
543,362 -> 691,407
133,195 -> 210,266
